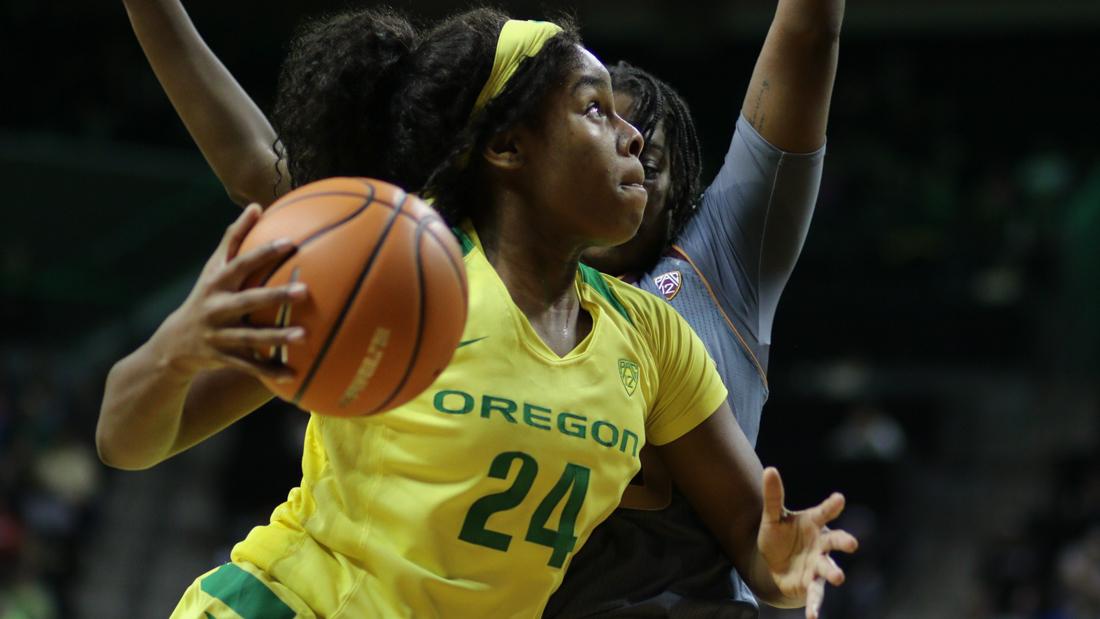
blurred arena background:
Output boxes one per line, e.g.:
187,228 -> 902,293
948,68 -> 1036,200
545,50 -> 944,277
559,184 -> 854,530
2,0 -> 1099,617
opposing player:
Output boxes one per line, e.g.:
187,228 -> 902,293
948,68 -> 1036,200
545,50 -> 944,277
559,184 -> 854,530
101,7 -> 855,618
550,1 -> 846,615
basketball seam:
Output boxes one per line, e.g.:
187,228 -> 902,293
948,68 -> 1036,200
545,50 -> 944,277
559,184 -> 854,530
264,189 -> 371,216
252,185 -> 378,292
369,213 -> 430,414
291,190 -> 409,406
257,195 -> 461,292
249,186 -> 462,320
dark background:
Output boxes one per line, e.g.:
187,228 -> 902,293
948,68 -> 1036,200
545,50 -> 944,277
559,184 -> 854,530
1,1 -> 1098,617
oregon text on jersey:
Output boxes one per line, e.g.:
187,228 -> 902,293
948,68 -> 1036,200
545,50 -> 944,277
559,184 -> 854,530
432,389 -> 642,458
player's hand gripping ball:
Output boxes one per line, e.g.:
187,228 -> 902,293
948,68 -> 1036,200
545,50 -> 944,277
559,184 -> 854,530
238,177 -> 468,416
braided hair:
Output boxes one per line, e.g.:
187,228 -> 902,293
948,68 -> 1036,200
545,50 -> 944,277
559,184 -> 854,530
270,7 -> 581,225
609,61 -> 703,246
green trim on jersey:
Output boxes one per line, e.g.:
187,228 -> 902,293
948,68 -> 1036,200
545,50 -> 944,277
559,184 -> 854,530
451,225 -> 631,326
578,263 -> 634,326
200,564 -> 294,619
453,227 -> 476,256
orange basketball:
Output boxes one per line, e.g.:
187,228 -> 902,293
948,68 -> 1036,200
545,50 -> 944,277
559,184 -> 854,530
238,177 -> 468,417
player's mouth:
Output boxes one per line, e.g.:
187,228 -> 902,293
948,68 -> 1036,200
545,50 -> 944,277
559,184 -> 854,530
619,166 -> 647,197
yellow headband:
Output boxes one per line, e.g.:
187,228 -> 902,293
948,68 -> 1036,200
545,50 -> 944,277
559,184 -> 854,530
470,19 -> 563,116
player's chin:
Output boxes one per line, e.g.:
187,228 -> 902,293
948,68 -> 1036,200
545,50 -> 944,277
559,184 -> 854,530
617,180 -> 647,216
602,189 -> 647,246
583,186 -> 646,249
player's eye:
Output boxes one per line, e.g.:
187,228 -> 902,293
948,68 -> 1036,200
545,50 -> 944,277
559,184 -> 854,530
585,101 -> 605,118
643,163 -> 660,180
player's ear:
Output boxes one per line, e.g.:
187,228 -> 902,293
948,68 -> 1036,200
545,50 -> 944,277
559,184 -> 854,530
481,128 -> 524,171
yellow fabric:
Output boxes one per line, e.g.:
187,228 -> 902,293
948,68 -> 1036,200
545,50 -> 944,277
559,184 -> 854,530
471,20 -> 563,116
225,222 -> 727,618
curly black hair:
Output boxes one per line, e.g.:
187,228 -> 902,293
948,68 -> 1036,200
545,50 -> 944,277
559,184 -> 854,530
609,61 -> 703,246
270,7 -> 581,225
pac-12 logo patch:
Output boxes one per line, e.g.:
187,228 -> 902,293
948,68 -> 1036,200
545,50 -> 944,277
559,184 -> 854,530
618,359 -> 640,396
653,270 -> 683,301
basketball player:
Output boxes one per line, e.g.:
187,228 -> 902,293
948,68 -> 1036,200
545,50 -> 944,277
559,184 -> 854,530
120,0 -> 840,615
99,7 -> 858,619
550,1 -> 845,615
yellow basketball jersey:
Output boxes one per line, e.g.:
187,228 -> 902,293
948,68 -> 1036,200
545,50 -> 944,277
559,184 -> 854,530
230,223 -> 727,618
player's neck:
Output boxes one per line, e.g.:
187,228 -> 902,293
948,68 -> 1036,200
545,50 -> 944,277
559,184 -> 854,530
472,201 -> 594,356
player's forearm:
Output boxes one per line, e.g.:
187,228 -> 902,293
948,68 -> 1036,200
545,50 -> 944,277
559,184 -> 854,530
658,408 -> 791,604
702,503 -> 801,608
772,0 -> 844,40
97,316 -> 194,470
123,0 -> 283,206
741,0 -> 844,152
741,548 -> 802,608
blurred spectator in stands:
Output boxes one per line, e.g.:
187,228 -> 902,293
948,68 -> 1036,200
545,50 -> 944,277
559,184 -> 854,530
1057,526 -> 1100,619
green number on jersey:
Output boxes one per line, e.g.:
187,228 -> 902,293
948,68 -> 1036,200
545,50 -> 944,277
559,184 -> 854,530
525,463 -> 590,568
458,452 -> 538,551
459,452 -> 592,567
